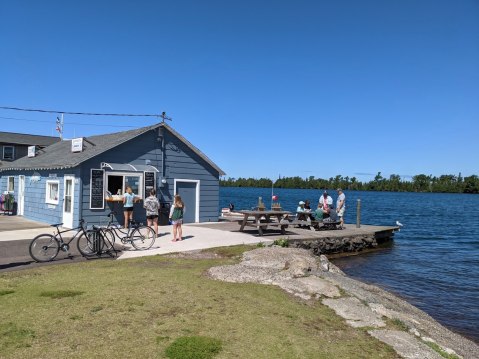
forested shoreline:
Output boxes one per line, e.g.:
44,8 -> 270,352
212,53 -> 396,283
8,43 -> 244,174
220,173 -> 479,194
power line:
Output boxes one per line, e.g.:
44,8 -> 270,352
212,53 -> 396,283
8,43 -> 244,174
0,106 -> 158,117
0,116 -> 137,128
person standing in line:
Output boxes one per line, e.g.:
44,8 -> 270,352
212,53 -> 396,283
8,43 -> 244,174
336,188 -> 346,229
144,189 -> 160,238
123,187 -> 138,229
169,194 -> 186,242
319,190 -> 333,209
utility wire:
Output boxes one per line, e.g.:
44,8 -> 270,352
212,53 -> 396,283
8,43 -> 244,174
0,106 -> 158,117
0,116 -> 137,128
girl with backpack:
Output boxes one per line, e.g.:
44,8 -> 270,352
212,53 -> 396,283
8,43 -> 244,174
169,194 -> 186,242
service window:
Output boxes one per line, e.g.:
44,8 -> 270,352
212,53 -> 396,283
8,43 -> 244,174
3,146 -> 14,160
7,176 -> 14,192
106,173 -> 143,196
46,180 -> 60,205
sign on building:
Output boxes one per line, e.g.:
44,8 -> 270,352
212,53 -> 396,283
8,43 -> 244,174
28,146 -> 35,157
71,138 -> 83,152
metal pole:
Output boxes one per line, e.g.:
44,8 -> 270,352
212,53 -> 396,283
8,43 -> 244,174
61,114 -> 64,141
356,199 -> 361,228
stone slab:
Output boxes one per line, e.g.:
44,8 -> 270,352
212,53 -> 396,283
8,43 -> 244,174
368,330 -> 443,359
322,297 -> 386,328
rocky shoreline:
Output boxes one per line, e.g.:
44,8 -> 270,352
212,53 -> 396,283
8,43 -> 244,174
207,246 -> 479,359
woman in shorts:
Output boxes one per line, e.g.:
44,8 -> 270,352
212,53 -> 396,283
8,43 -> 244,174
169,194 -> 185,242
144,189 -> 160,237
123,186 -> 138,229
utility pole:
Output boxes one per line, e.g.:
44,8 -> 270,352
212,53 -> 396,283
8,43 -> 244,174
159,111 -> 172,123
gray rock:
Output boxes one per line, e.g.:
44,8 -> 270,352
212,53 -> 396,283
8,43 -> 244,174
322,297 -> 386,328
368,330 -> 443,359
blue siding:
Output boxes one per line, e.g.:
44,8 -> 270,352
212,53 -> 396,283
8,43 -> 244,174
79,128 -> 221,225
0,168 -> 81,226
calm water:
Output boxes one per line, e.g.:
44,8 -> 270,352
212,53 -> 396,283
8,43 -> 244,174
219,187 -> 479,343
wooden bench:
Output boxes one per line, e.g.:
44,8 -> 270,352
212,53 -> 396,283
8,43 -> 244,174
317,220 -> 342,230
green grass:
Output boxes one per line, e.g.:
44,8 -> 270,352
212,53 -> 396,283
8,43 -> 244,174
420,340 -> 460,359
0,289 -> 15,296
0,245 -> 400,358
165,336 -> 222,359
388,318 -> 408,332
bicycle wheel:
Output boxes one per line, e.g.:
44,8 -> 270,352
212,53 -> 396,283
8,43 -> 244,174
77,230 -> 104,256
29,234 -> 60,262
100,229 -> 115,253
130,225 -> 156,250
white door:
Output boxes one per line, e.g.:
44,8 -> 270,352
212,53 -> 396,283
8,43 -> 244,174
18,175 -> 25,216
62,176 -> 75,228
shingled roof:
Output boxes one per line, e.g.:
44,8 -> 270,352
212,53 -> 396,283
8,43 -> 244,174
0,132 -> 60,146
0,123 -> 225,176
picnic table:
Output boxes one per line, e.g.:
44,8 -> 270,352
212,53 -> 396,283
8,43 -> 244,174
294,211 -> 319,230
231,210 -> 292,236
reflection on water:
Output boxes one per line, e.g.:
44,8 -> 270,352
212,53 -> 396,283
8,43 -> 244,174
220,188 -> 479,343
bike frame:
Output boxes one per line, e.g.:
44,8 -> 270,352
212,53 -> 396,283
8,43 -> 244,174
52,225 -> 89,246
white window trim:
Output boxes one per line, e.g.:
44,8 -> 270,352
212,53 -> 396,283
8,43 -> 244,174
105,171 -> 143,197
7,176 -> 15,192
173,179 -> 200,223
3,146 -> 14,160
45,180 -> 60,205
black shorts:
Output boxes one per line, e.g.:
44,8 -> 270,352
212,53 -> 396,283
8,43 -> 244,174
124,207 -> 134,212
147,215 -> 158,220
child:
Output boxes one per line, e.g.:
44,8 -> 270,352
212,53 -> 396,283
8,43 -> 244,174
169,194 -> 186,242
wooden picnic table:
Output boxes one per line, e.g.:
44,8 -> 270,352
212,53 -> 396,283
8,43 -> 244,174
236,210 -> 292,236
294,211 -> 319,230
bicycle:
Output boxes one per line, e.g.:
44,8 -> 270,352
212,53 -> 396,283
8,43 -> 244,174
29,219 -> 104,262
98,211 -> 156,250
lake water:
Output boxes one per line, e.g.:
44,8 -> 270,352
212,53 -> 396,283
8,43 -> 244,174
219,187 -> 479,343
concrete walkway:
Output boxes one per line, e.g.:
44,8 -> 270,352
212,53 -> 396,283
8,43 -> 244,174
118,222 -> 272,260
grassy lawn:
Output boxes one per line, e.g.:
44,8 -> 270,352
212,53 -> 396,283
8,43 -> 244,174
0,245 -> 399,358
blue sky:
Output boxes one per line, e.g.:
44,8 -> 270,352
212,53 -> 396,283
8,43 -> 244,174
1,0 -> 478,182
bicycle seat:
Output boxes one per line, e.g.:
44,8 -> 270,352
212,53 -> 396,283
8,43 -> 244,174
128,219 -> 137,225
108,211 -> 116,217
50,223 -> 63,227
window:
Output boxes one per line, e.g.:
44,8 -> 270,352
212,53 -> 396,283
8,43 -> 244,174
7,176 -> 14,192
106,172 -> 143,196
46,180 -> 60,205
3,146 -> 14,160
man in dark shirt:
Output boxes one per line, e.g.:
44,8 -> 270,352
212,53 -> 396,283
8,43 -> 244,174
324,205 -> 337,222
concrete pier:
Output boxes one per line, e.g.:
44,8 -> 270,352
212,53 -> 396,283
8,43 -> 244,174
194,221 -> 399,255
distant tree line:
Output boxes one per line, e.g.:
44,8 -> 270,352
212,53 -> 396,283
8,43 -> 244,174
220,172 -> 479,194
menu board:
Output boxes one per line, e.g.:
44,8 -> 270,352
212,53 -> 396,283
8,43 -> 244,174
90,169 -> 105,209
144,171 -> 156,199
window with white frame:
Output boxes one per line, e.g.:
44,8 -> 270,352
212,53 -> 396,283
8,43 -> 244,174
46,180 -> 60,205
3,146 -> 14,160
7,176 -> 14,192
106,172 -> 143,196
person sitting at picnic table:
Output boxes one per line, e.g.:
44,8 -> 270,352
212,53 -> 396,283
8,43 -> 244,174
297,201 -> 306,221
314,203 -> 324,221
323,204 -> 338,222
304,200 -> 312,211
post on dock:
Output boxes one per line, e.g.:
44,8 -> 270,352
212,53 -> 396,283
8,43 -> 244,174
356,199 -> 361,228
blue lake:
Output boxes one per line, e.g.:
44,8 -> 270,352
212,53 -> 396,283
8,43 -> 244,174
219,187 -> 479,343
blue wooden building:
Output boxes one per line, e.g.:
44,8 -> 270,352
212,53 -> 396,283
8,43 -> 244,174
0,123 -> 225,228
